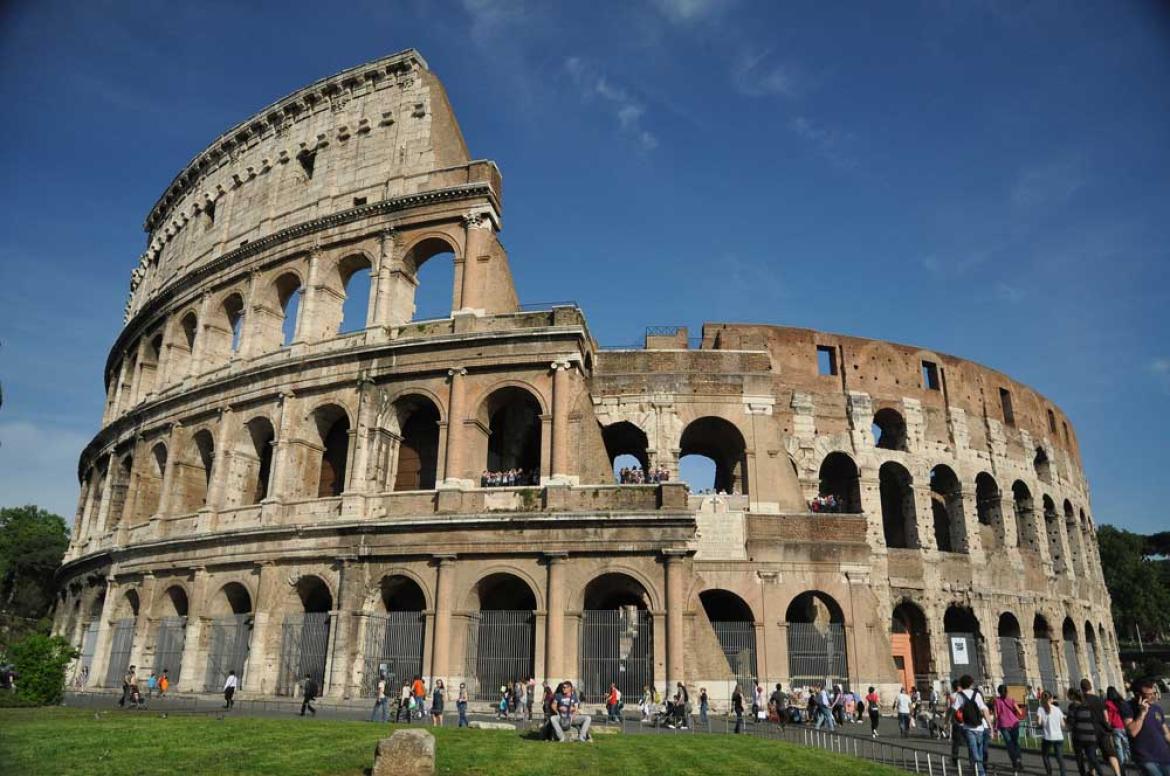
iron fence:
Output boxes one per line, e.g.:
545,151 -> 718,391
104,619 -> 135,687
463,610 -> 534,702
710,620 -> 758,693
360,611 -> 425,696
787,623 -> 848,689
78,622 -> 99,685
277,612 -> 330,696
579,608 -> 653,704
204,614 -> 252,692
999,636 -> 1027,685
1035,637 -> 1058,693
152,616 -> 187,683
946,632 -> 983,683
1063,640 -> 1080,686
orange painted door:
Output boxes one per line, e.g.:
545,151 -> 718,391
891,633 -> 916,691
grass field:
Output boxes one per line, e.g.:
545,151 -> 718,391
0,708 -> 905,776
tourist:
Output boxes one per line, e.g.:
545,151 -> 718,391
526,676 -> 537,720
1104,686 -> 1131,767
641,685 -> 655,722
753,680 -> 766,724
412,675 -> 426,719
146,671 -> 158,700
895,686 -> 913,737
770,683 -> 789,728
952,674 -> 992,776
497,684 -> 510,719
1080,678 -> 1121,775
1037,691 -> 1069,776
158,669 -> 170,698
118,664 -> 136,708
606,682 -> 622,722
674,682 -> 690,729
431,679 -> 445,726
992,684 -> 1024,773
397,681 -> 412,722
1068,687 -> 1109,774
541,682 -> 554,722
512,679 -> 523,718
457,682 -> 469,727
223,670 -> 238,709
813,684 -> 834,731
550,681 -> 591,742
371,672 -> 388,722
947,679 -> 970,767
732,683 -> 745,734
866,687 -> 881,737
698,687 -> 708,726
1122,677 -> 1170,776
300,672 -> 318,716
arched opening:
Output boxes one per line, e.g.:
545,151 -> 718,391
974,473 -> 1003,550
362,575 -> 427,695
173,430 -> 214,514
153,586 -> 189,683
891,602 -> 931,692
313,406 -> 350,498
392,397 -> 440,491
276,272 -> 302,346
465,573 -> 536,701
1033,615 -> 1058,693
278,575 -> 333,695
1042,495 -> 1066,573
107,453 -> 133,532
786,591 -> 848,689
580,573 -> 654,703
338,255 -> 373,334
1034,447 -> 1052,484
482,387 -> 541,484
135,331 -> 163,400
1063,500 -> 1083,577
105,590 -> 140,687
1062,617 -> 1081,686
1084,621 -> 1100,690
815,452 -> 862,513
202,293 -> 246,367
204,582 -> 253,691
78,590 -> 105,685
601,421 -> 650,482
943,606 -> 983,683
679,416 -> 747,494
404,238 -> 457,321
699,589 -> 757,696
1012,481 -> 1039,553
233,417 -> 275,506
872,408 -> 908,451
132,443 -> 167,523
930,465 -> 967,553
998,613 -> 1026,685
879,462 -> 917,549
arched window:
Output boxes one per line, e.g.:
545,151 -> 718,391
481,387 -> 542,482
276,273 -> 302,346
872,408 -> 908,451
404,238 -> 457,321
1043,495 -> 1066,573
816,452 -> 862,513
466,573 -> 537,700
362,576 -> 427,696
930,465 -> 967,553
107,453 -> 133,532
1012,481 -> 1039,552
580,574 -> 654,703
171,311 -> 199,382
313,407 -> 350,498
699,589 -> 757,696
1063,500 -> 1083,577
998,613 -> 1026,684
204,582 -> 253,692
225,293 -> 245,355
974,473 -> 1003,550
277,575 -> 333,695
785,591 -> 848,689
601,421 -> 650,482
891,602 -> 931,692
174,430 -> 214,514
1034,447 -> 1052,483
228,417 -> 275,506
1084,621 -> 1101,690
1062,617 -> 1081,685
392,397 -> 440,491
337,255 -> 373,334
679,417 -> 748,494
132,443 -> 167,523
1033,615 -> 1058,693
944,606 -> 983,682
105,590 -> 140,687
879,462 -> 917,549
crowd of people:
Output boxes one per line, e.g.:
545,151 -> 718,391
807,494 -> 848,513
480,469 -> 539,487
616,466 -> 670,485
103,664 -> 175,710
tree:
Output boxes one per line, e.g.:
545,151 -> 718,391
4,633 -> 77,705
0,505 -> 69,648
1097,525 -> 1170,643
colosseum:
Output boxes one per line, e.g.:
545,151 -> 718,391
54,50 -> 1119,707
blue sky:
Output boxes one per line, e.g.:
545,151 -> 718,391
1,0 -> 1167,532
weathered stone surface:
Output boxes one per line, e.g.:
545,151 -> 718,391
373,729 -> 435,776
468,720 -> 516,730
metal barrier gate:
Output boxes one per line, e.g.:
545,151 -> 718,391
1035,637 -> 1058,693
1063,639 -> 1080,686
78,621 -> 99,686
153,616 -> 187,683
464,610 -> 534,701
580,607 -> 653,704
710,619 -> 758,694
945,631 -> 982,683
999,636 -> 1027,685
105,618 -> 136,687
204,614 -> 253,691
278,612 -> 330,696
361,611 -> 425,696
787,622 -> 848,689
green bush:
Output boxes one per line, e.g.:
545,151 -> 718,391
4,633 -> 77,705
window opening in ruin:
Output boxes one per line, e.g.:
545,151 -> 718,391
921,360 -> 940,390
872,407 -> 908,451
353,197 -> 367,207
339,266 -> 372,333
999,388 -> 1015,426
1043,495 -> 1066,573
275,273 -> 302,347
1062,617 -> 1082,685
930,464 -> 966,554
484,388 -> 542,477
1012,480 -> 1037,552
246,417 -> 276,504
679,416 -> 748,495
581,574 -> 654,704
817,452 -> 862,513
699,589 -> 757,696
317,414 -> 350,498
410,245 -> 456,321
879,461 -> 917,549
998,613 -> 1027,685
222,294 -> 245,355
601,421 -> 650,481
1034,447 -> 1052,483
297,148 -> 316,180
974,472 -> 1002,550
891,602 -> 931,692
139,443 -> 167,520
202,199 -> 216,227
1064,500 -> 1082,576
1063,421 -> 1070,446
393,400 -> 439,491
785,591 -> 848,690
108,454 -> 133,531
181,312 -> 198,351
679,455 -> 716,492
817,346 -> 838,376
1047,409 -> 1057,433
177,429 -> 215,513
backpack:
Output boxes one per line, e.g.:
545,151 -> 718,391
958,690 -> 983,727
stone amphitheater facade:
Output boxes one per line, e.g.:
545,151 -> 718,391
54,50 -> 1119,705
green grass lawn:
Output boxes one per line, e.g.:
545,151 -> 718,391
0,708 -> 905,776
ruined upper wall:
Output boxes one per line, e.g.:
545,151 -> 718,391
123,50 -> 480,322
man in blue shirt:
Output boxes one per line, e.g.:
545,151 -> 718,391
550,681 -> 592,742
1123,678 -> 1170,776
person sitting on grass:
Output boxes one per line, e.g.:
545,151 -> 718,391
550,681 -> 592,742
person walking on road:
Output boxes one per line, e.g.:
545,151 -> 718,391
371,673 -> 388,722
300,672 -> 318,716
1037,691 -> 1069,776
223,670 -> 238,709
732,683 -> 745,734
457,682 -> 469,727
866,687 -> 881,737
895,687 -> 913,738
952,674 -> 992,776
992,684 -> 1024,773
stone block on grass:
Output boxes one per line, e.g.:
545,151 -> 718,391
373,728 -> 435,776
468,720 -> 516,730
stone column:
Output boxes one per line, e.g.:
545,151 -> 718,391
128,573 -> 158,670
549,360 -> 575,484
110,358 -> 131,419
663,550 -> 687,690
155,424 -> 181,520
293,248 -> 321,344
176,567 -> 208,692
189,294 -> 212,377
87,578 -> 120,688
442,368 -> 468,485
327,558 -> 358,698
204,408 -> 235,512
244,562 -> 280,695
544,553 -> 568,680
459,211 -> 493,314
430,555 -> 457,681
94,453 -> 117,539
267,392 -> 297,503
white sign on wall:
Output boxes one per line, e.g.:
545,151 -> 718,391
951,637 -> 970,665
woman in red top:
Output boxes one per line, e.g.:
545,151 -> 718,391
865,687 -> 881,737
1105,686 -> 1131,766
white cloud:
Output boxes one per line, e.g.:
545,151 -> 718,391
1010,159 -> 1085,211
0,421 -> 89,525
733,50 -> 802,98
564,57 -> 659,151
789,115 -> 856,171
650,0 -> 721,24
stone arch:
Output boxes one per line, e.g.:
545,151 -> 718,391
679,416 -> 748,494
106,452 -> 134,532
1034,446 -> 1052,484
131,441 -> 168,523
401,234 -> 460,321
464,571 -> 538,700
1063,499 -> 1083,574
974,472 -> 1003,550
390,394 -> 441,491
362,573 -> 429,695
113,588 -> 141,619
253,269 -> 304,351
1084,620 -> 1101,689
1042,494 -> 1066,573
816,452 -> 862,513
464,570 -> 541,612
582,572 -> 652,610
579,572 -> 655,701
601,420 -> 650,476
287,573 -> 335,614
943,604 -> 984,682
173,428 -> 215,514
1062,616 -> 1081,685
872,407 -> 908,451
1012,481 -> 1039,553
879,461 -> 918,549
155,584 -> 190,618
696,589 -> 758,692
477,385 -> 544,478
930,464 -> 967,553
998,612 -> 1027,684
785,591 -> 848,688
205,289 -> 247,367
204,579 -> 253,692
891,600 -> 932,691
228,415 -> 277,506
328,251 -> 376,335
786,590 -> 845,625
365,571 -> 432,612
302,403 -> 351,498
208,581 -> 254,616
575,565 -> 662,612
